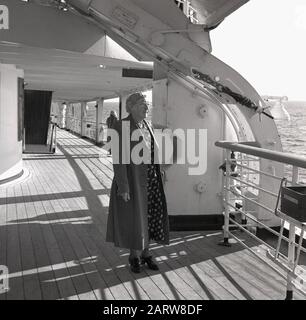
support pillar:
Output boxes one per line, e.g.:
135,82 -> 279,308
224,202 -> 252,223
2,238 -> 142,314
59,103 -> 66,129
119,96 -> 122,120
96,98 -> 104,146
81,102 -> 86,137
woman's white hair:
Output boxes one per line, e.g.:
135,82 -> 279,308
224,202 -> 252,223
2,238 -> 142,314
126,92 -> 146,113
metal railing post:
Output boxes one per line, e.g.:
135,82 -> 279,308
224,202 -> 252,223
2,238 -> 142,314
286,224 -> 295,300
53,125 -> 57,152
96,98 -> 104,146
286,166 -> 299,300
215,141 -> 306,299
239,153 -> 247,227
219,149 -> 231,247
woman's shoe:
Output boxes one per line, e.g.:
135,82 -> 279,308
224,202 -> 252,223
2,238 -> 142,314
128,257 -> 141,273
140,255 -> 159,271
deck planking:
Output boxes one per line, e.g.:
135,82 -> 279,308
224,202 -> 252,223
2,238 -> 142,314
0,129 -> 305,300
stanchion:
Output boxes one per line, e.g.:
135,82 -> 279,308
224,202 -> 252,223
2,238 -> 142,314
219,150 -> 232,247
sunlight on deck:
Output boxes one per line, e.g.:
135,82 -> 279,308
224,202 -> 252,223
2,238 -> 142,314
0,129 -> 304,300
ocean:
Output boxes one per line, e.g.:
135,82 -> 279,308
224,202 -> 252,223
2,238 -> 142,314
275,101 -> 306,183
278,101 -> 306,156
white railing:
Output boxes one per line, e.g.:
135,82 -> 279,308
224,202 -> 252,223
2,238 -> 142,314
64,116 -> 107,145
66,116 -> 82,135
215,141 -> 306,300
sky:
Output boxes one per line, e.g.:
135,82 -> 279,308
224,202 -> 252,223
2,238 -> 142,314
211,0 -> 306,101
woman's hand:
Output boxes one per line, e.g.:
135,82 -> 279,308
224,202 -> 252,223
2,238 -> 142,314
120,192 -> 130,202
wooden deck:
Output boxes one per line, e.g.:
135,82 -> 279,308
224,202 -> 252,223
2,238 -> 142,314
0,129 -> 305,300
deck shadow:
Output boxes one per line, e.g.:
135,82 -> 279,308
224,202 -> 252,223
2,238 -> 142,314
2,131 -> 305,300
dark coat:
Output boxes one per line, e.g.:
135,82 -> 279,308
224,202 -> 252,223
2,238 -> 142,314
106,114 -> 169,250
106,115 -> 118,144
106,114 -> 117,129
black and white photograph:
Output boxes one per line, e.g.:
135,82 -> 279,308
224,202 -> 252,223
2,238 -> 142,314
0,0 -> 306,311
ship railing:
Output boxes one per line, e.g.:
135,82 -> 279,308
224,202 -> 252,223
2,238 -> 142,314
215,140 -> 306,300
66,116 -> 82,134
83,120 -> 107,144
64,116 -> 107,144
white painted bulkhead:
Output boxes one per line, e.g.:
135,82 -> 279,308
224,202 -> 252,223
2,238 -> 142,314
0,64 -> 24,182
153,78 -> 225,216
65,0 -> 283,226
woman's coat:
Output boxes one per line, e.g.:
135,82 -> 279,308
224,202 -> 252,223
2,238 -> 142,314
106,114 -> 169,250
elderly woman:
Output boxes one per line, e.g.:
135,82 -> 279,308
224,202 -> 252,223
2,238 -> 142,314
106,92 -> 169,273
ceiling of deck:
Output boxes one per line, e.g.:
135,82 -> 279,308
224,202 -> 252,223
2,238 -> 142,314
0,42 -> 153,101
0,0 -> 153,102
0,0 -> 249,102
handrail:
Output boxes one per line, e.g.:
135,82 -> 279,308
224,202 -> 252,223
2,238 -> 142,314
234,162 -> 285,181
66,117 -> 107,126
215,141 -> 306,170
216,141 -> 306,299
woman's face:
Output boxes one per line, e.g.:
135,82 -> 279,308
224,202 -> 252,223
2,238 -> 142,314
131,100 -> 149,121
